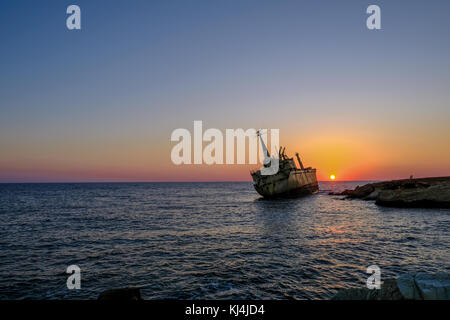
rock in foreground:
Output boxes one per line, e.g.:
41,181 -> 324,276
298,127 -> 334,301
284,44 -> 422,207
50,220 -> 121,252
331,177 -> 450,208
397,273 -> 450,300
332,279 -> 403,300
332,273 -> 450,300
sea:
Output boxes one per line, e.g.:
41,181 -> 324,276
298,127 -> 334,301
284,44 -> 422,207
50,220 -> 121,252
0,181 -> 449,299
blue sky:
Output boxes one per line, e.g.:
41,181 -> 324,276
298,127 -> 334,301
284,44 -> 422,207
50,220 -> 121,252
1,0 -> 449,182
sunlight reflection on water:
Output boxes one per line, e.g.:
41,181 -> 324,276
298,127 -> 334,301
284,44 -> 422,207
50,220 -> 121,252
0,181 -> 449,299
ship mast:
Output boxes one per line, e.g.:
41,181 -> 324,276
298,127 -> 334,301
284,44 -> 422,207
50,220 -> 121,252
295,152 -> 305,169
256,130 -> 270,164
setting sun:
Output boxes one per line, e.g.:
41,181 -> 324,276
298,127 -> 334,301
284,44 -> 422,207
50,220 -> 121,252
330,174 -> 336,181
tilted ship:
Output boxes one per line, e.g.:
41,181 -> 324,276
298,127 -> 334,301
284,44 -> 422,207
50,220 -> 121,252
251,131 -> 319,198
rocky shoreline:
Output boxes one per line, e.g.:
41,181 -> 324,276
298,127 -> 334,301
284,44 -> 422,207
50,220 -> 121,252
330,176 -> 450,208
98,273 -> 450,300
332,273 -> 450,300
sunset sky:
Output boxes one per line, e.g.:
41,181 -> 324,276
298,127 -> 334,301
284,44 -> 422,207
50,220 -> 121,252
1,0 -> 449,182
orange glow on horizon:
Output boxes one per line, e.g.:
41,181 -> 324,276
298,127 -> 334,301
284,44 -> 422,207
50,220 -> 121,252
1,120 -> 449,182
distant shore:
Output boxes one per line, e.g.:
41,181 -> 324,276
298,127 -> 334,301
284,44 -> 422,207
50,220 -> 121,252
330,176 -> 450,208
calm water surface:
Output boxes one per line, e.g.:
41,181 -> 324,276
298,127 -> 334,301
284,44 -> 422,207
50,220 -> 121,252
0,182 -> 449,299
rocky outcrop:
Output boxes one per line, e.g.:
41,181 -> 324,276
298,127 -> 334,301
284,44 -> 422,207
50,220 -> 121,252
332,273 -> 450,300
397,273 -> 450,300
98,287 -> 142,300
332,279 -> 403,300
396,274 -> 421,299
330,177 -> 450,208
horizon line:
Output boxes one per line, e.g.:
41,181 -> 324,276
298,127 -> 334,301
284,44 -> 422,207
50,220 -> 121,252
0,179 -> 383,184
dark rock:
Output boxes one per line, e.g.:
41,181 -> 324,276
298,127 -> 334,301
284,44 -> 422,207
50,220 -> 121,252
332,279 -> 403,300
332,273 -> 450,300
98,287 -> 142,300
397,274 -> 421,300
414,273 -> 450,300
331,177 -> 450,208
376,182 -> 450,208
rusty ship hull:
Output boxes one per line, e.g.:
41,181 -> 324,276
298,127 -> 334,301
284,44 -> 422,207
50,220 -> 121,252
252,168 -> 318,198
250,136 -> 319,198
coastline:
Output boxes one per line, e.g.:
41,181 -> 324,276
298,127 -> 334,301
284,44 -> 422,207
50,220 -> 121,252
330,177 -> 450,208
332,273 -> 450,300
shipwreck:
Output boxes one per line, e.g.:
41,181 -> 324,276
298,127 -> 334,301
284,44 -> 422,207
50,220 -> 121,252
251,131 -> 319,198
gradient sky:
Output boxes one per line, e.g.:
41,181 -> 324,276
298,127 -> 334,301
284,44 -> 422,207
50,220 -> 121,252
1,0 -> 450,182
